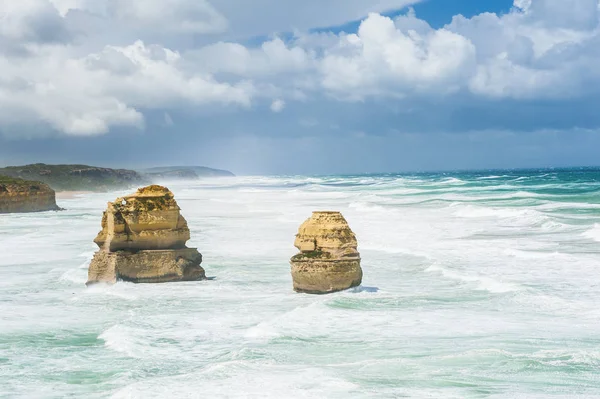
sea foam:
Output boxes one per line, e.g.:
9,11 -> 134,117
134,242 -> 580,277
2,171 -> 600,398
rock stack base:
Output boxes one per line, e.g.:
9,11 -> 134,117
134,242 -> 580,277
290,211 -> 362,294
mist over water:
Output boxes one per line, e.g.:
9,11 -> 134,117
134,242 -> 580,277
2,169 -> 600,398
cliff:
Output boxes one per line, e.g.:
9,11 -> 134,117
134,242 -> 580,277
290,211 -> 362,294
87,185 -> 206,285
0,175 -> 61,214
0,164 -> 148,192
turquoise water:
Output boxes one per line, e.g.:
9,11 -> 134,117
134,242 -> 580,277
1,169 -> 600,398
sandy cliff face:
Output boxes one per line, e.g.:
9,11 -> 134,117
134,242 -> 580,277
93,185 -> 191,251
0,179 -> 60,214
290,211 -> 362,294
87,185 -> 205,285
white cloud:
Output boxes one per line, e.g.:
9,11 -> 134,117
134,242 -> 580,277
309,1 -> 600,100
527,0 -> 599,29
0,0 -> 71,50
46,0 -> 424,42
270,99 -> 286,113
107,0 -> 228,35
446,0 -> 600,99
47,0 -> 228,34
200,0 -> 425,39
3,0 -> 600,138
0,40 -> 253,136
181,1 -> 600,102
319,13 -> 476,99
47,0 -> 94,16
85,41 -> 253,108
189,38 -> 312,77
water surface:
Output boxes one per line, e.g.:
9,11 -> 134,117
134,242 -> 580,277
1,169 -> 600,398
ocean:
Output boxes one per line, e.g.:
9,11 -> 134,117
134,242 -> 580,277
1,169 -> 600,398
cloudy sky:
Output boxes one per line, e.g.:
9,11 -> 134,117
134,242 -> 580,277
1,0 -> 600,174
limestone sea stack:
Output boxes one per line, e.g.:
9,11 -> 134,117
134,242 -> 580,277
290,211 -> 362,294
0,176 -> 61,214
87,185 -> 205,285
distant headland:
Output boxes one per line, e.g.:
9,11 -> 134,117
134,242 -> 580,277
0,163 -> 235,192
0,163 -> 235,214
0,164 -> 147,192
140,166 -> 235,180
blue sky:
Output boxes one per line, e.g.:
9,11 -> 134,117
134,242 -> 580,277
410,0 -> 515,26
329,0 -> 515,32
1,0 -> 599,174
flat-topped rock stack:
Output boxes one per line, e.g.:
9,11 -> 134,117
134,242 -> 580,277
290,211 -> 362,294
0,176 -> 61,214
87,185 -> 205,285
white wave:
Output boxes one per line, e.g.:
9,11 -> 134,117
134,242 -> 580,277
425,264 -> 518,293
84,283 -> 139,300
453,205 -> 548,226
582,224 -> 600,242
440,347 -> 600,367
455,190 -> 543,201
244,322 -> 281,341
78,250 -> 96,258
99,325 -> 143,358
58,269 -> 87,284
440,177 -> 465,185
504,249 -> 569,260
453,205 -> 519,218
476,175 -> 509,180
111,364 -> 358,399
359,244 -> 430,258
539,220 -> 569,232
538,201 -> 600,211
348,201 -> 387,213
384,188 -> 429,195
4,173 -> 600,397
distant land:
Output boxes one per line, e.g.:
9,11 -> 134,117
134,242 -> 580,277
0,163 -> 235,193
0,164 -> 147,192
141,166 -> 235,179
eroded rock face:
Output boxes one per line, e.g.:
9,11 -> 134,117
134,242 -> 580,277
0,178 -> 61,214
290,211 -> 362,294
87,185 -> 205,285
93,185 -> 191,251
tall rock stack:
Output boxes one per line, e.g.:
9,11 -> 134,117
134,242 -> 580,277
290,211 -> 362,294
87,185 -> 205,285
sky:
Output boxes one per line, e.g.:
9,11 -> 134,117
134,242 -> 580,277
1,0 -> 600,175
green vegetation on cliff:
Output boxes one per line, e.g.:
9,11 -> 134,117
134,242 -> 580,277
0,163 -> 234,192
0,164 -> 148,192
0,175 -> 35,185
